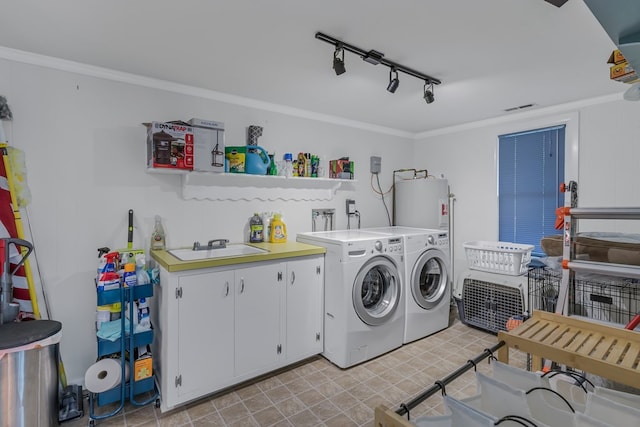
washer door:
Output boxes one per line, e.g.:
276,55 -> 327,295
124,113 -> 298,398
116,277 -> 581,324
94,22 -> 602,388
411,248 -> 449,310
352,256 -> 401,326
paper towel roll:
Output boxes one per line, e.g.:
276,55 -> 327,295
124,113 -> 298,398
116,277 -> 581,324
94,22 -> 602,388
84,358 -> 130,393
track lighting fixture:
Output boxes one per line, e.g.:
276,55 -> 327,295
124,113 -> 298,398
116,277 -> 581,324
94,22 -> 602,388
316,32 -> 441,103
333,44 -> 346,76
423,82 -> 435,104
387,68 -> 399,93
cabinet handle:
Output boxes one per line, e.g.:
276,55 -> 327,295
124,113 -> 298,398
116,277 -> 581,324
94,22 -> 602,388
240,278 -> 245,294
290,271 -> 295,285
225,282 -> 229,296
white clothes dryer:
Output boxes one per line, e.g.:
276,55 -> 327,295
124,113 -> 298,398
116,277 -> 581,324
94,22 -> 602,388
365,227 -> 451,343
296,230 -> 405,368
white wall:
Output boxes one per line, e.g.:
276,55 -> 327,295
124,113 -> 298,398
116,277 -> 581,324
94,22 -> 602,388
415,98 -> 640,290
4,53 -> 640,387
0,57 -> 413,384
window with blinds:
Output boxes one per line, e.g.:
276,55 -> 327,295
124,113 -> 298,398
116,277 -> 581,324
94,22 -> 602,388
498,125 -> 565,256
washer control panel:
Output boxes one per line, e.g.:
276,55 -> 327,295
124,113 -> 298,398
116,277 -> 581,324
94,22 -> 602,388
373,237 -> 403,254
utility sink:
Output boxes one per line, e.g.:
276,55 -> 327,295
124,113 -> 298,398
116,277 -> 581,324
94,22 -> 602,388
169,244 -> 267,261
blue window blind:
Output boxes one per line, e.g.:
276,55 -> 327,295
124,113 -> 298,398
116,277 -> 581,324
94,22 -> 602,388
498,125 -> 565,256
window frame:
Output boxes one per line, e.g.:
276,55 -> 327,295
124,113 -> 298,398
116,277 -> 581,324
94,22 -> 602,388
498,125 -> 565,255
494,112 -> 579,248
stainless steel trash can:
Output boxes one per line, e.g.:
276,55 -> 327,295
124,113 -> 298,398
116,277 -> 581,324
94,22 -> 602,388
0,320 -> 62,427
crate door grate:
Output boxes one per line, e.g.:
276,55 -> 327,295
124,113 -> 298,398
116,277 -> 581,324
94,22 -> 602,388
461,278 -> 524,333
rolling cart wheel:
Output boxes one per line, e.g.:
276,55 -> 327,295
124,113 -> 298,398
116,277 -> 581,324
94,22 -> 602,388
89,419 -> 95,427
155,398 -> 161,408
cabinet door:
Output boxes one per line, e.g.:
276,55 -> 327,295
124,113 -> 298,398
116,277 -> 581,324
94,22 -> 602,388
234,262 -> 283,378
177,270 -> 235,398
285,256 -> 324,362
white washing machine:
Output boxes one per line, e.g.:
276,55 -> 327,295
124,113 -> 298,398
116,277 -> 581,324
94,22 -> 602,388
296,229 -> 405,368
365,226 -> 451,343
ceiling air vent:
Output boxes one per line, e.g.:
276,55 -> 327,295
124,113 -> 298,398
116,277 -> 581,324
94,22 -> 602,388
504,103 -> 536,112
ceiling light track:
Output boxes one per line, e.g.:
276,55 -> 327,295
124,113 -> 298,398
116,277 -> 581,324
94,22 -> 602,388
315,32 -> 442,92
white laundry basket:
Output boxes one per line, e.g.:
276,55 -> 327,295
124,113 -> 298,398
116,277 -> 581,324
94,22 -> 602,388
464,241 -> 534,276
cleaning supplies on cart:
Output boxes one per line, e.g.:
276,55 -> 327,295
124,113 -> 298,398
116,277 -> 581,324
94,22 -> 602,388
136,298 -> 151,332
150,215 -> 166,250
97,318 -> 131,341
97,252 -> 120,292
270,214 -> 287,243
109,303 -> 121,321
96,306 -> 110,331
135,254 -> 151,286
123,263 -> 136,287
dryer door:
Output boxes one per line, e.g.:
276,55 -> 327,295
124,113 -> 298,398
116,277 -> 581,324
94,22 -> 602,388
411,248 -> 449,310
352,256 -> 401,326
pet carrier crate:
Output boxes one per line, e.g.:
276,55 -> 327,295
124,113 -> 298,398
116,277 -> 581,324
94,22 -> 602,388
455,269 -> 527,333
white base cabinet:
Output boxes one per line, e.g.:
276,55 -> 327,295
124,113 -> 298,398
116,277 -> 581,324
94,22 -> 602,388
151,255 -> 323,412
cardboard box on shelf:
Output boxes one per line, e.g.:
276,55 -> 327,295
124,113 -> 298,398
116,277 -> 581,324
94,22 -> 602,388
329,158 -> 354,179
607,49 -> 626,65
134,345 -> 153,381
188,118 -> 225,173
609,60 -> 639,83
145,121 -> 194,171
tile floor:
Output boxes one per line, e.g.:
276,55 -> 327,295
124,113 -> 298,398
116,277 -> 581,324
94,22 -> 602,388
69,309 -> 528,427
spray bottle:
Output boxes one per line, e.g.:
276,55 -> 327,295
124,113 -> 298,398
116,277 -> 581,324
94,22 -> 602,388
97,252 -> 121,292
135,253 -> 151,286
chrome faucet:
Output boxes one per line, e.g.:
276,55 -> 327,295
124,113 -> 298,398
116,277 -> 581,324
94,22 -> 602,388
192,239 -> 229,251
207,239 -> 229,249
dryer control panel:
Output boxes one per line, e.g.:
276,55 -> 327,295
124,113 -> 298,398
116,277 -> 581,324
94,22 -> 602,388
428,233 -> 449,248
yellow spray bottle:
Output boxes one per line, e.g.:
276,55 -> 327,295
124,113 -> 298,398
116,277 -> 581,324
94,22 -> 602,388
269,214 -> 287,243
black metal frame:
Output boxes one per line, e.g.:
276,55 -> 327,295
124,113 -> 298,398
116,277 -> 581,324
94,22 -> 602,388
394,341 -> 505,418
315,32 -> 442,86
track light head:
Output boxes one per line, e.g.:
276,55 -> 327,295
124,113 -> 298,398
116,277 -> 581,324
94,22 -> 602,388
333,45 -> 346,76
423,82 -> 435,104
387,68 -> 399,93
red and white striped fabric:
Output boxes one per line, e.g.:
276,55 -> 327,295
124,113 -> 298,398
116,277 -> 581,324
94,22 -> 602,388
0,155 -> 32,317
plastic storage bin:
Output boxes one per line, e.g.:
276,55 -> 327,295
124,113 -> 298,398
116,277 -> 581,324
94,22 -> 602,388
464,241 -> 533,276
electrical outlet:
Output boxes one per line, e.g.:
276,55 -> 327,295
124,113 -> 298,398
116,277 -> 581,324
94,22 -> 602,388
346,199 -> 356,215
370,156 -> 382,174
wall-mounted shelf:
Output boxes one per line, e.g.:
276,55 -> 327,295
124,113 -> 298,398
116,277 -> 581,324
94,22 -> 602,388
180,172 -> 355,201
146,168 -> 355,201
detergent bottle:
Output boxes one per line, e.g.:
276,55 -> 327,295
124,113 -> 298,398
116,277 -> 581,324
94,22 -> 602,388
249,213 -> 264,243
123,262 -> 137,287
270,214 -> 287,243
